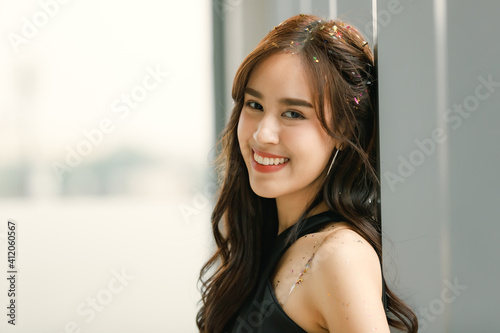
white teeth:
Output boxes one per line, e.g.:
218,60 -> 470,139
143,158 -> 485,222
253,151 -> 289,166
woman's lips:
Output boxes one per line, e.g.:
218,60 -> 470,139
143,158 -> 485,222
252,148 -> 288,159
251,148 -> 289,173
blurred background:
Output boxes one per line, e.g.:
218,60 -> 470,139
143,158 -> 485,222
0,0 -> 499,332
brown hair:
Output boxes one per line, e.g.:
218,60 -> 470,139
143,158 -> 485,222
197,14 -> 418,332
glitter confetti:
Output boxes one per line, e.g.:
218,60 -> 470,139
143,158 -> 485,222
354,97 -> 359,104
287,253 -> 316,296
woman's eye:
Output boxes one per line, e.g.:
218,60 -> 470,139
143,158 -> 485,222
283,111 -> 304,119
246,101 -> 263,111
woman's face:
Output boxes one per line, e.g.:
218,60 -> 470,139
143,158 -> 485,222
237,52 -> 337,201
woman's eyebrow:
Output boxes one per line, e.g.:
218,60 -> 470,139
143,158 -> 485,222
244,87 -> 314,108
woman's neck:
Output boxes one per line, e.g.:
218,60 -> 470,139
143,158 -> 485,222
275,197 -> 330,236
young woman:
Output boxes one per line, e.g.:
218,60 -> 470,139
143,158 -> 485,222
197,14 -> 418,333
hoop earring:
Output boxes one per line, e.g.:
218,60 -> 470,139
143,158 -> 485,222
326,149 -> 340,177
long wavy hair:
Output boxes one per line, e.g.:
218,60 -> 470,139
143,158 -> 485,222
197,14 -> 418,333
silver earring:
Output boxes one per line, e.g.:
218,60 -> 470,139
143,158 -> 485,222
326,149 -> 339,177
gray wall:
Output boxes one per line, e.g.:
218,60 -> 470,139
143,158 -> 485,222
379,0 -> 500,332
217,0 -> 500,331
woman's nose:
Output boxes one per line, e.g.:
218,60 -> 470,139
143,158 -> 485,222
253,115 -> 279,145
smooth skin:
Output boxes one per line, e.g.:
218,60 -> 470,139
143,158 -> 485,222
237,52 -> 337,234
237,52 -> 390,332
310,227 -> 390,332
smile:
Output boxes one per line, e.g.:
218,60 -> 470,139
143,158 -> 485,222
253,151 -> 289,165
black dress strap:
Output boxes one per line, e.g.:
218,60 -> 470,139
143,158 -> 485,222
225,210 -> 389,332
270,210 -> 390,316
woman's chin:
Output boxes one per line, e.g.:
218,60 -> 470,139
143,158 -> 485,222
249,183 -> 282,199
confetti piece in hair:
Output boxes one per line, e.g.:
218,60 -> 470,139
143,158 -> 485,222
336,32 -> 342,39
354,97 -> 359,104
347,25 -> 350,29
333,25 -> 338,32
313,56 -> 319,62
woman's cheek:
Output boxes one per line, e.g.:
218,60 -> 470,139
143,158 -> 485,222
237,113 -> 246,144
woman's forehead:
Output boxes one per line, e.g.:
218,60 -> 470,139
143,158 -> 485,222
246,53 -> 315,102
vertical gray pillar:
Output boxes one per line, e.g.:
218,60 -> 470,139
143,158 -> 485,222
378,0 -> 500,332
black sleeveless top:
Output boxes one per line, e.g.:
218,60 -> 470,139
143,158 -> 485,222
224,210 -> 388,333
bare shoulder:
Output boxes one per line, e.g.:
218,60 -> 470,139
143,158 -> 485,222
312,226 -> 381,287
315,226 -> 380,265
308,225 -> 390,332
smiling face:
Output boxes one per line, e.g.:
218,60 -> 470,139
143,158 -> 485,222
237,52 -> 338,202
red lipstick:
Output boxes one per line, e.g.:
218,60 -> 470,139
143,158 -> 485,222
251,149 -> 289,173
